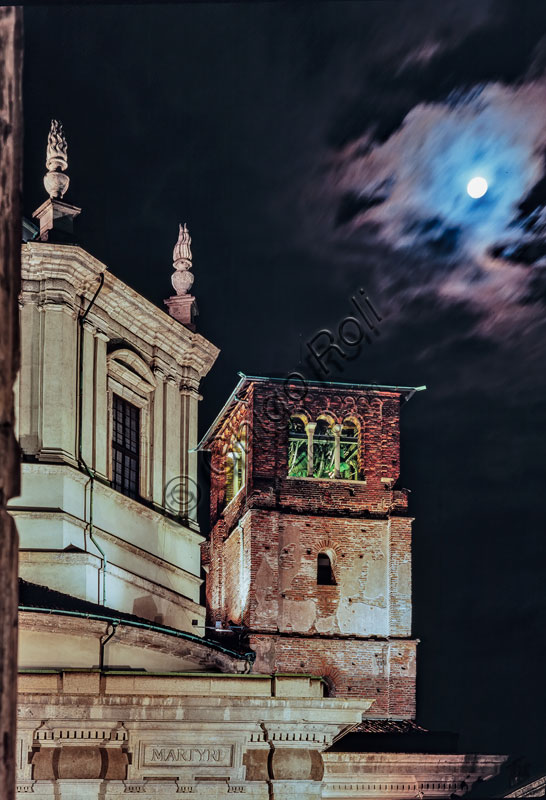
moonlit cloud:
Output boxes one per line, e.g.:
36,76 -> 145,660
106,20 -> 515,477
329,82 -> 546,331
335,83 -> 546,258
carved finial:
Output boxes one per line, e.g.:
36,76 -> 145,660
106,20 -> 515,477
171,223 -> 194,295
164,223 -> 198,329
43,119 -> 70,199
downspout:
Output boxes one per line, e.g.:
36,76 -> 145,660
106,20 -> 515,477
259,722 -> 275,800
99,621 -> 118,670
77,272 -> 106,605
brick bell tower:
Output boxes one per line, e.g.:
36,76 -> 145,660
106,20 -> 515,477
199,374 -> 425,718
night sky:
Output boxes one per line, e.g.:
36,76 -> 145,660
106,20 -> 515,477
23,2 -> 546,770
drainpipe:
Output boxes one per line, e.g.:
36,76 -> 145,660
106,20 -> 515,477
99,621 -> 118,670
77,273 -> 106,605
259,722 -> 275,800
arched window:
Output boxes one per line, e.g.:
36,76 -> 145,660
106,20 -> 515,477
317,552 -> 336,585
225,451 -> 236,504
339,419 -> 359,481
225,425 -> 247,505
235,424 -> 247,492
288,415 -> 308,477
313,417 -> 335,479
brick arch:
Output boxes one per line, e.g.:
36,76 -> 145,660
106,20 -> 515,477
289,409 -> 311,426
315,411 -> 337,426
318,663 -> 343,697
314,538 -> 342,560
341,413 -> 362,430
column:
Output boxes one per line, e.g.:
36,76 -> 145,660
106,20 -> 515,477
305,422 -> 316,477
333,423 -> 342,479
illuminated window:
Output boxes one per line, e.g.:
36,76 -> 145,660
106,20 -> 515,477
287,413 -> 361,481
288,415 -> 308,477
340,419 -> 359,480
234,424 -> 247,494
225,425 -> 247,505
225,452 -> 235,505
112,395 -> 140,499
313,418 -> 335,479
317,552 -> 336,585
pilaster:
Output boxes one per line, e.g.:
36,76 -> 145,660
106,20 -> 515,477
93,329 -> 109,479
151,367 -> 166,508
40,304 -> 78,464
164,376 -> 182,515
80,320 -> 95,468
17,300 -> 42,454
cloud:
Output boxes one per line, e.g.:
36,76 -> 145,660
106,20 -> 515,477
327,82 -> 546,333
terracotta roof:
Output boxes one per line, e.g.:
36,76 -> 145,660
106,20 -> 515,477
329,718 -> 459,754
352,719 -> 429,735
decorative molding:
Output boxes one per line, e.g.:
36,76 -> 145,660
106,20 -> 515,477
33,722 -> 128,744
16,783 -> 34,794
21,243 -> 219,380
107,349 -> 157,393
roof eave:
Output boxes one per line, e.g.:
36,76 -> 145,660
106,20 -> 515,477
195,373 -> 426,452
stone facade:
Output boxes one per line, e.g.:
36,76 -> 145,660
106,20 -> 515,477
321,752 -> 507,799
11,241 -> 218,642
17,671 -> 504,799
0,7 -> 23,800
17,672 -> 372,799
202,377 -> 420,714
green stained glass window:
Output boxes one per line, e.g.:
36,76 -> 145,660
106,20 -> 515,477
340,420 -> 359,480
288,416 -> 308,477
313,418 -> 335,479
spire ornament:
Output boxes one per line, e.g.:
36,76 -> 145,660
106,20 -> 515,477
33,119 -> 81,241
171,223 -> 194,295
43,120 -> 70,200
164,223 -> 198,330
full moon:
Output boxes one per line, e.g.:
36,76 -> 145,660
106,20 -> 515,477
467,176 -> 488,198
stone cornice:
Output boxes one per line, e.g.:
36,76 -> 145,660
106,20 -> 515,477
18,613 -> 246,674
21,242 -> 219,380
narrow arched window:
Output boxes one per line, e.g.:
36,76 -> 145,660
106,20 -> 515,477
313,418 -> 335,479
225,425 -> 247,505
340,419 -> 359,480
288,415 -> 308,477
235,425 -> 247,491
317,552 -> 336,585
225,451 -> 236,504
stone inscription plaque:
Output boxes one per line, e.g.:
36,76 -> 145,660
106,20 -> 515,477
142,744 -> 233,768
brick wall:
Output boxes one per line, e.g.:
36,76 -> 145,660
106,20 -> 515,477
249,635 -> 417,717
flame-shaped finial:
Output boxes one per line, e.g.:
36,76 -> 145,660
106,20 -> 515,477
171,223 -> 194,295
43,119 -> 70,199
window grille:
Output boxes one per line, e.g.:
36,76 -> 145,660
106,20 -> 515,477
112,394 -> 140,499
